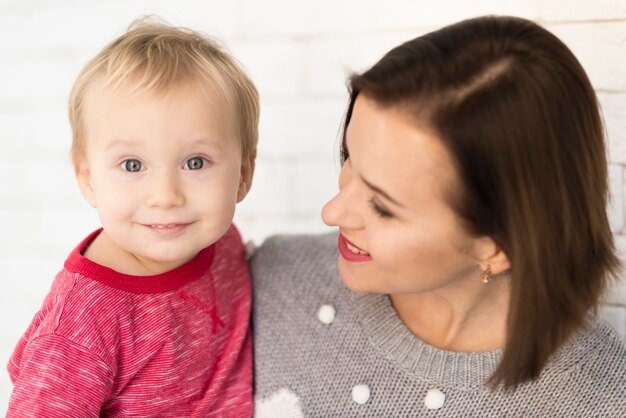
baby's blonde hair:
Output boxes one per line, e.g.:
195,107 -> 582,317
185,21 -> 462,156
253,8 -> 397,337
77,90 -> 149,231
68,18 -> 259,171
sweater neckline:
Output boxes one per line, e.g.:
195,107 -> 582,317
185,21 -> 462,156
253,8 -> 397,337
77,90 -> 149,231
63,229 -> 215,294
353,291 -> 610,390
353,291 -> 503,389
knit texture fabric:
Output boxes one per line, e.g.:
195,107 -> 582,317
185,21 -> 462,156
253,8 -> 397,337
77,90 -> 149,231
8,225 -> 252,417
251,232 -> 626,417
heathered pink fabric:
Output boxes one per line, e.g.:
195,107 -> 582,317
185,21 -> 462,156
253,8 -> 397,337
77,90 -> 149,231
7,224 -> 252,417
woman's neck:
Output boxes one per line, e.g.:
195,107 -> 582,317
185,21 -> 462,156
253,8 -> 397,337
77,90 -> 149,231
389,277 -> 510,352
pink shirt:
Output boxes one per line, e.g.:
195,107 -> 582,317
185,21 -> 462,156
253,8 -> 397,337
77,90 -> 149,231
7,225 -> 252,417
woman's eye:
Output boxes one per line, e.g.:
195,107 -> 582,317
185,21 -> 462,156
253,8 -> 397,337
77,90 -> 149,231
121,159 -> 143,172
184,157 -> 208,170
369,197 -> 393,218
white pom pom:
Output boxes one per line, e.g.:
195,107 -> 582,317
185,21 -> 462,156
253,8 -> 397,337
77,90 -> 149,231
317,304 -> 336,325
351,384 -> 370,405
424,388 -> 445,410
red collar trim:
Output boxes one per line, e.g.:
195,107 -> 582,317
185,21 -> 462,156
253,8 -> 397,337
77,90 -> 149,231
63,229 -> 215,294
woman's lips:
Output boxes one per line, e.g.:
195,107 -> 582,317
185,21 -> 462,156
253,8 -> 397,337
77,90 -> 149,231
338,233 -> 372,262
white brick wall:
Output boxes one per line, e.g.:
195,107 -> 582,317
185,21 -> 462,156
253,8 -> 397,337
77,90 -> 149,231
2,0 -> 626,412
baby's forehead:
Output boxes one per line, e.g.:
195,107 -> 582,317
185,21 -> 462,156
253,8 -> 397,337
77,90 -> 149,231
81,77 -> 240,145
82,75 -> 238,133
87,73 -> 231,105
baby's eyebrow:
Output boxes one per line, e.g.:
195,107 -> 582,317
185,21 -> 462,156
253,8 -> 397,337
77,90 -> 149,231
105,139 -> 140,150
103,137 -> 226,152
187,137 -> 226,151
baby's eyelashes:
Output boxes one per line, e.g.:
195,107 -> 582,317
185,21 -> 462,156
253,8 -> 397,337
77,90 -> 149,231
183,156 -> 211,170
116,156 -> 213,173
121,159 -> 144,172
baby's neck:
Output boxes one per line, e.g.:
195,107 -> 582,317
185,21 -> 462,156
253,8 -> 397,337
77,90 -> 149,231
83,230 -> 190,276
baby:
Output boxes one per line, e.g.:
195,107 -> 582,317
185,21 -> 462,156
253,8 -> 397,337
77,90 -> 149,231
7,19 -> 258,417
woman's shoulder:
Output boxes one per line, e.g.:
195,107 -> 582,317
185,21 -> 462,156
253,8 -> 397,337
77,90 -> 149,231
250,231 -> 339,288
540,316 -> 626,413
251,231 -> 338,262
565,316 -> 626,379
554,316 -> 626,370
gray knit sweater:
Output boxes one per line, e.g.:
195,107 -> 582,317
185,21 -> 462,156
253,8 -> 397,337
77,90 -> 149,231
251,233 -> 626,417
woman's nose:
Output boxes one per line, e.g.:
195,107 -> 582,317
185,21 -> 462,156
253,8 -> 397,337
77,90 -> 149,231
321,174 -> 364,230
146,170 -> 185,209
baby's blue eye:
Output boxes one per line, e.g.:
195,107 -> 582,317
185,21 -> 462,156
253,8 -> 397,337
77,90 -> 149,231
184,157 -> 207,170
122,159 -> 143,172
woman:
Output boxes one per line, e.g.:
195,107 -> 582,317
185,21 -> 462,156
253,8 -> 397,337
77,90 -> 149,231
252,15 -> 626,417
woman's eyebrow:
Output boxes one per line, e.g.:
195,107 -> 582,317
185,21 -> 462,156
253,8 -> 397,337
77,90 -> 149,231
361,176 -> 405,208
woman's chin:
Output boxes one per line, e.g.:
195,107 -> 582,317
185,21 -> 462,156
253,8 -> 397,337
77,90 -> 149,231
337,257 -> 378,294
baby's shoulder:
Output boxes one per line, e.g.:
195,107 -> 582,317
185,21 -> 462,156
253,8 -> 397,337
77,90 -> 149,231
20,270 -> 131,360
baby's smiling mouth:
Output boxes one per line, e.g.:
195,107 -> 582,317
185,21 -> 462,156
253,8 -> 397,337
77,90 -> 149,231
142,223 -> 192,235
150,223 -> 183,229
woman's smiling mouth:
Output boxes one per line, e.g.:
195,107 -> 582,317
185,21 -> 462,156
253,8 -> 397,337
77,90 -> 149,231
338,233 -> 372,262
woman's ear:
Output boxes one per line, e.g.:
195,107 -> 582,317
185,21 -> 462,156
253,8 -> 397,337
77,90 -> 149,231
76,164 -> 97,208
237,154 -> 256,203
473,236 -> 511,275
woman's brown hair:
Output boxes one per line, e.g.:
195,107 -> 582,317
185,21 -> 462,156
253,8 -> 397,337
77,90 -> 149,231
342,15 -> 621,389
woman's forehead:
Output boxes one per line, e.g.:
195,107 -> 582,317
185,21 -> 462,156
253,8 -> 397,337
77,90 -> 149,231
348,98 -> 454,174
348,96 -> 461,208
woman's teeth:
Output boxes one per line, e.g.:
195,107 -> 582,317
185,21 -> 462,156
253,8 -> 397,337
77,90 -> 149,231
346,241 -> 369,255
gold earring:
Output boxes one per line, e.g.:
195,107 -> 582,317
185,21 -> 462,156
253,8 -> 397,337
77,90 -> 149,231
481,265 -> 492,284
